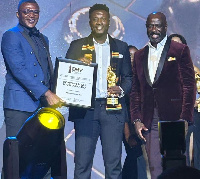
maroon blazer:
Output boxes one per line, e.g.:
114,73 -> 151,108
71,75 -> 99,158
130,38 -> 196,129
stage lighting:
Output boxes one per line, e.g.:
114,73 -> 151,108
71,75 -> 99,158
3,107 -> 67,179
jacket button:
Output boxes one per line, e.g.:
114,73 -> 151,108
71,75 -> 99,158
34,63 -> 37,66
34,74 -> 37,77
30,51 -> 33,54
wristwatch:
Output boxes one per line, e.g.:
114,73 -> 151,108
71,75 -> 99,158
132,119 -> 141,125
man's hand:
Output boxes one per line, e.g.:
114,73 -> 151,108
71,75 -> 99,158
107,86 -> 121,97
44,90 -> 66,108
79,57 -> 91,65
194,99 -> 200,108
134,121 -> 148,142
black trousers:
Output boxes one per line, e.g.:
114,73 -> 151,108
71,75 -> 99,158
186,109 -> 200,169
122,134 -> 143,179
144,108 -> 162,179
4,108 -> 34,137
74,100 -> 125,179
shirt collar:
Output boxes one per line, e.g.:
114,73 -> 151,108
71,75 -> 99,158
19,23 -> 39,36
148,35 -> 167,50
93,34 -> 109,45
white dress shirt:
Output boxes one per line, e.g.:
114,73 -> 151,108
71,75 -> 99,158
94,35 -> 110,98
148,35 -> 167,83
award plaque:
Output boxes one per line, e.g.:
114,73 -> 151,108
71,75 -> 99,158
53,57 -> 97,108
106,66 -> 122,111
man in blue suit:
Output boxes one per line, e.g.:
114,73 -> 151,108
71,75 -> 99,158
1,0 -> 64,137
66,4 -> 132,179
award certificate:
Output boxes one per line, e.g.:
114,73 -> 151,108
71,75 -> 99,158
53,57 -> 97,108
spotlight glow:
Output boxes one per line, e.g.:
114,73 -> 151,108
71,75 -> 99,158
38,108 -> 65,129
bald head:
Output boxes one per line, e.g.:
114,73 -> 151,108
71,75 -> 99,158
146,12 -> 167,26
146,12 -> 167,47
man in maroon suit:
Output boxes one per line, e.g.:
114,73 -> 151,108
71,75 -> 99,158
130,12 -> 196,179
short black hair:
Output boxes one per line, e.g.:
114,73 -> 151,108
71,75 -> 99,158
169,33 -> 187,45
89,4 -> 110,18
18,0 -> 38,11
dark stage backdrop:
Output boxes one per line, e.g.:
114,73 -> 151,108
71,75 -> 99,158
0,0 -> 200,178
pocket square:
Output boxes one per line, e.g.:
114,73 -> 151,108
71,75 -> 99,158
112,52 -> 123,58
168,57 -> 176,61
119,54 -> 123,58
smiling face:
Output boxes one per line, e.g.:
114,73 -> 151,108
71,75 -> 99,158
16,2 -> 39,29
146,13 -> 167,47
89,9 -> 110,40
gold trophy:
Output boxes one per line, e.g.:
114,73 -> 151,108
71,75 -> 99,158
106,66 -> 122,111
195,73 -> 200,112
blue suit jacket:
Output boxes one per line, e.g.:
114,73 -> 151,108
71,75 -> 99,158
66,34 -> 133,121
1,24 -> 53,112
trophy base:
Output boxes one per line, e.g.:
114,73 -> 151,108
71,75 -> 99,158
106,97 -> 122,111
106,103 -> 122,111
106,104 -> 122,111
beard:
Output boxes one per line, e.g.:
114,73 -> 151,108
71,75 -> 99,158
148,32 -> 166,45
91,26 -> 109,39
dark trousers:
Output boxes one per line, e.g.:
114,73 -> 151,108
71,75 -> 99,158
186,109 -> 200,169
74,100 -> 125,179
122,135 -> 143,179
144,108 -> 162,179
4,108 -> 34,137
193,109 -> 200,169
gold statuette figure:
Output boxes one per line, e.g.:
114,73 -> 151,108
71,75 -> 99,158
106,66 -> 122,111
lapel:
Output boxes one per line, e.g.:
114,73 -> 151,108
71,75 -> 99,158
143,46 -> 152,86
109,35 -> 120,80
84,34 -> 120,82
143,37 -> 171,86
40,35 -> 54,84
19,26 -> 42,67
84,34 -> 120,73
154,37 -> 171,83
81,34 -> 96,63
18,24 -> 54,86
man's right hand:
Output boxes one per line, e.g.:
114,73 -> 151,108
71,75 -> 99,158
194,99 -> 200,108
134,121 -> 148,142
44,90 -> 66,108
